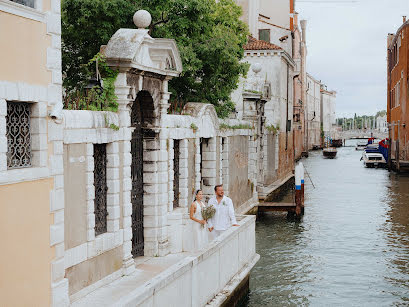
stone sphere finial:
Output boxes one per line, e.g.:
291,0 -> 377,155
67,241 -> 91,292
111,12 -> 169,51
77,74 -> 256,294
252,63 -> 262,74
133,10 -> 152,29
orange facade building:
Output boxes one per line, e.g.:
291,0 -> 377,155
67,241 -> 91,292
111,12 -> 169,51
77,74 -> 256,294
387,18 -> 409,167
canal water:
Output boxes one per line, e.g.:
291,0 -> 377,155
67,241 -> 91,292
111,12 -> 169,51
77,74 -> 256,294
247,142 -> 409,306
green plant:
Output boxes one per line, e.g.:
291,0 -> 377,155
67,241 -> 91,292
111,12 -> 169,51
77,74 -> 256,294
190,123 -> 198,132
266,124 -> 279,134
63,53 -> 119,111
103,112 -> 120,130
219,123 -> 252,130
109,123 -> 120,131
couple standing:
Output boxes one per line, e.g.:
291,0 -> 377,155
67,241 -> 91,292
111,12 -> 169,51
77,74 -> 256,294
189,184 -> 239,251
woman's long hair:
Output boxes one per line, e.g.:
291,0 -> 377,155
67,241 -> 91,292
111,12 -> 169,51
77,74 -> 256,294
193,189 -> 202,203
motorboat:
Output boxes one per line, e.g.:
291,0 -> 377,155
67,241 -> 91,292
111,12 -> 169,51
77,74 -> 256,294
323,147 -> 337,159
355,140 -> 367,150
361,151 -> 386,168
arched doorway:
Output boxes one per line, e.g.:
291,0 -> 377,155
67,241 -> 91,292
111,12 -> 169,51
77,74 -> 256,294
131,91 -> 154,257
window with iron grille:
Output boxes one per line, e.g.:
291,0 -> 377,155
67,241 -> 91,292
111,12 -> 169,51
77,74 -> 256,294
6,102 -> 31,169
94,144 -> 108,236
10,0 -> 35,8
173,140 -> 180,208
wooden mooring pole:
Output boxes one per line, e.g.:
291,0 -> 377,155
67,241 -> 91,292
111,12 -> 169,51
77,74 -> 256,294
300,162 -> 305,214
295,163 -> 302,217
397,120 -> 400,173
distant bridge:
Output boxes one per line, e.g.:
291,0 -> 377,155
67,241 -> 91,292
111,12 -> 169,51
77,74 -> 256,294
338,129 -> 388,140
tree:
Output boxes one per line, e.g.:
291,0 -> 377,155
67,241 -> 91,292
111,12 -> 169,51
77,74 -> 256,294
62,0 -> 136,91
62,0 -> 249,118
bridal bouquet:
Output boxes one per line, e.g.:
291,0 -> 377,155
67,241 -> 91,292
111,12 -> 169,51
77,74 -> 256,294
201,205 -> 216,228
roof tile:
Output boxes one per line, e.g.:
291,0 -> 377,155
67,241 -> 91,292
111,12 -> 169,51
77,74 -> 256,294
244,36 -> 282,51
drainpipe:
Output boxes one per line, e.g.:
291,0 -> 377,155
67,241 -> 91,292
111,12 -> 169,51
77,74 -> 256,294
300,20 -> 307,153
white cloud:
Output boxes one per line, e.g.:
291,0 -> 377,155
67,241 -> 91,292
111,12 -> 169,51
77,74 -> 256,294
296,0 -> 409,117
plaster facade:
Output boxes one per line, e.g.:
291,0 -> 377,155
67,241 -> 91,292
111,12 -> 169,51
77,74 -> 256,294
0,0 -> 66,305
387,20 -> 409,161
321,87 -> 337,139
307,74 -> 322,148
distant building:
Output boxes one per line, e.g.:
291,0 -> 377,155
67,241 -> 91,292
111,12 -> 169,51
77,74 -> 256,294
320,86 -> 337,140
376,115 -> 388,133
387,17 -> 409,162
233,0 -> 298,193
307,74 -> 322,148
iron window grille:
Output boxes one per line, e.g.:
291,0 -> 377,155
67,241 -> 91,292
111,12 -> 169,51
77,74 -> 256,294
94,144 -> 108,236
10,0 -> 35,8
6,102 -> 31,169
173,140 -> 180,208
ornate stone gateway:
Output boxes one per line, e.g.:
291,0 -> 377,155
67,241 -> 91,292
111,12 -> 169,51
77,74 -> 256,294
131,95 -> 144,257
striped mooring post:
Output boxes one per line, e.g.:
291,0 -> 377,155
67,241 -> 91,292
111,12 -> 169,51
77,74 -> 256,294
295,163 -> 302,217
300,162 -> 305,214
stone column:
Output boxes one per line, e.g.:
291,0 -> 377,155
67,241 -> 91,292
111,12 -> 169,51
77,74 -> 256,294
113,71 -> 135,273
218,137 -> 223,185
201,138 -> 216,202
160,79 -> 172,122
194,138 -> 201,191
167,138 -> 174,212
143,132 -> 169,257
179,139 -> 189,208
222,137 -> 230,196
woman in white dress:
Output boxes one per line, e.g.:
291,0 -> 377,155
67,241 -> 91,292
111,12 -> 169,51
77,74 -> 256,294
189,190 -> 209,251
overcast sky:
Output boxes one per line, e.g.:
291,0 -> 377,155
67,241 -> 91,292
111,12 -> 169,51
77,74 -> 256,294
296,0 -> 409,118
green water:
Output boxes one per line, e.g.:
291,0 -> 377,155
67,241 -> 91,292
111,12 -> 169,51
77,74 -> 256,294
247,143 -> 409,306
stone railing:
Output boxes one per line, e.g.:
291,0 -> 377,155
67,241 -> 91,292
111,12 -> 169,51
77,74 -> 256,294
114,215 -> 258,306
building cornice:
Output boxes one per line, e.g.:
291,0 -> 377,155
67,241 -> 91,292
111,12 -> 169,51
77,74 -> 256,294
388,20 -> 409,49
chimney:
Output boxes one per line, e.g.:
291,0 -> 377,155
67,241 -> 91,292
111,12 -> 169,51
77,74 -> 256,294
404,16 -> 407,23
294,12 -> 299,28
387,33 -> 395,48
300,20 -> 307,43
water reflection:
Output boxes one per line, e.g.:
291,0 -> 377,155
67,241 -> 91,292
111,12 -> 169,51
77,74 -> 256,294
248,143 -> 409,306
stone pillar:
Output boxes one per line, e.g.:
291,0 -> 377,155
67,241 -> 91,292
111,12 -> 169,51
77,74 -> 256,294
120,136 -> 135,274
201,138 -> 217,202
114,72 -> 135,273
160,79 -> 171,121
143,133 -> 169,257
157,132 -> 170,256
194,138 -> 201,191
218,137 -> 223,185
167,138 -> 174,212
49,119 -> 68,307
222,137 -> 230,196
179,139 -> 189,208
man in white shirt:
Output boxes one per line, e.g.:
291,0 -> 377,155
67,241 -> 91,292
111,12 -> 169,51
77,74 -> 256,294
207,184 -> 239,238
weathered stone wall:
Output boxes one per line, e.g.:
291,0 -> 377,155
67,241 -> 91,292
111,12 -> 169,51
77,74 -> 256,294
63,144 -> 87,250
228,135 -> 252,209
187,138 -> 196,204
264,133 -> 277,185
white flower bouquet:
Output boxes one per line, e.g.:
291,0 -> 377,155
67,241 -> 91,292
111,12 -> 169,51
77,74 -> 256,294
201,205 -> 216,228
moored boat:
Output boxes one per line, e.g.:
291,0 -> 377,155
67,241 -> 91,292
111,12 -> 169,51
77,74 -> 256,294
355,140 -> 367,150
323,147 -> 337,159
361,151 -> 386,168
332,139 -> 343,148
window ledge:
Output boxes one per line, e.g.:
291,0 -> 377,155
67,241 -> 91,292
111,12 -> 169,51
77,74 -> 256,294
0,167 -> 50,185
0,0 -> 45,22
